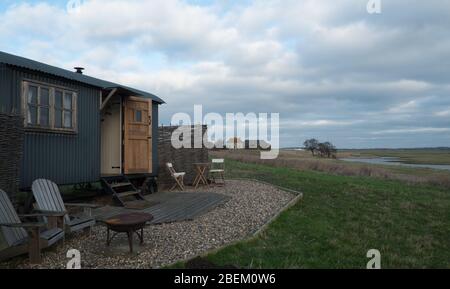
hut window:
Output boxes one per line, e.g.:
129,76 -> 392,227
23,81 -> 77,133
63,92 -> 74,128
40,87 -> 50,127
54,90 -> 63,128
27,85 -> 38,125
135,110 -> 142,123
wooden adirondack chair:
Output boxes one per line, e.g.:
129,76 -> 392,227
0,189 -> 65,264
166,163 -> 186,191
32,179 -> 99,234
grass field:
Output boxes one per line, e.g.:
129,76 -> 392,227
175,153 -> 450,269
210,150 -> 450,188
341,148 -> 450,165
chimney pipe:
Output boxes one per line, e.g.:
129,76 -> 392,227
74,67 -> 85,74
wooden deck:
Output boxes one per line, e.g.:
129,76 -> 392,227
91,192 -> 230,224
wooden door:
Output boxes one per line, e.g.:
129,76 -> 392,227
123,97 -> 152,174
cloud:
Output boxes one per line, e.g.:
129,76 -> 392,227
372,128 -> 450,135
0,0 -> 449,148
435,109 -> 450,117
295,120 -> 362,127
387,100 -> 418,114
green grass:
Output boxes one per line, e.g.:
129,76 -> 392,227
345,148 -> 450,165
181,159 -> 450,269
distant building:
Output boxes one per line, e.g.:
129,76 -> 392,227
226,137 -> 245,149
244,140 -> 272,151
213,138 -> 272,150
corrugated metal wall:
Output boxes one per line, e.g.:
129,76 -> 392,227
0,63 -> 14,111
0,64 -> 101,188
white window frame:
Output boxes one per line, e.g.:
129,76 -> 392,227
22,80 -> 78,133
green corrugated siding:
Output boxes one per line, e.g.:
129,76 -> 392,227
0,65 -> 101,188
1,64 -> 162,188
0,63 -> 13,111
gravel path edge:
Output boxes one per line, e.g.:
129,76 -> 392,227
166,178 -> 304,268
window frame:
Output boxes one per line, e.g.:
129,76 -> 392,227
38,86 -> 51,128
22,80 -> 78,134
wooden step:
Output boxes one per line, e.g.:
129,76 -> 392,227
110,182 -> 132,188
117,191 -> 140,198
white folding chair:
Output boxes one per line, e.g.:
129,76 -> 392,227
209,159 -> 225,186
166,163 -> 186,191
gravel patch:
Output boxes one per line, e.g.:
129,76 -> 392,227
1,180 -> 297,269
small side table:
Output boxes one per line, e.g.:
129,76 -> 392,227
104,213 -> 154,253
193,163 -> 210,189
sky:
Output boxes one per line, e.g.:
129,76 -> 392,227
0,0 -> 449,148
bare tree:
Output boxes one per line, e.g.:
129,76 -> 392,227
306,139 -> 338,159
317,142 -> 337,158
303,139 -> 319,156
317,142 -> 327,157
328,143 -> 337,159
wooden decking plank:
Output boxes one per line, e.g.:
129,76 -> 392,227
91,192 -> 230,224
150,194 -> 213,223
181,195 -> 229,220
186,195 -> 229,217
161,194 -> 227,223
159,193 -> 228,222
150,195 -> 204,223
168,195 -> 216,218
144,196 -> 197,216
